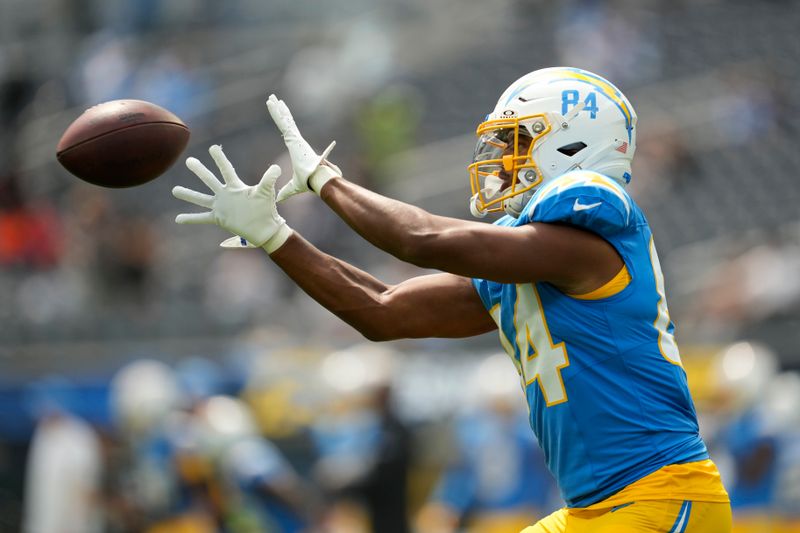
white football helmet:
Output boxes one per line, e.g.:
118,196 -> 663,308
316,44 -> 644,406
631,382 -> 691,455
469,67 -> 638,218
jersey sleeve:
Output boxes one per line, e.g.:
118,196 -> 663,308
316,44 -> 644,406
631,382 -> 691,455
524,171 -> 633,237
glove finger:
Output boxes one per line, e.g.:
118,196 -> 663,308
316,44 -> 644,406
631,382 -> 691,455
175,212 -> 215,225
209,145 -> 243,186
276,181 -> 301,203
277,99 -> 297,128
319,140 -> 336,162
172,186 -> 213,208
186,157 -> 222,194
220,236 -> 258,248
266,94 -> 280,114
266,94 -> 288,133
256,164 -> 282,193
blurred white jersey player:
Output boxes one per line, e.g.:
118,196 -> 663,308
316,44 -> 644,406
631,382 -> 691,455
23,407 -> 103,533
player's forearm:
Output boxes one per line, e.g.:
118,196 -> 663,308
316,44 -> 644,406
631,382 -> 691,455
319,177 -> 468,268
268,232 -> 395,340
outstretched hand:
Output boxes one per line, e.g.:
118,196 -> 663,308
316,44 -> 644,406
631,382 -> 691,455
172,144 -> 292,252
266,94 -> 341,201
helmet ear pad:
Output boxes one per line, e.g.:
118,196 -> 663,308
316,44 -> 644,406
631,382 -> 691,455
529,126 -> 634,186
527,125 -> 590,181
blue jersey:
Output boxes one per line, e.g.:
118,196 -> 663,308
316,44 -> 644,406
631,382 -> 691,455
472,171 -> 709,508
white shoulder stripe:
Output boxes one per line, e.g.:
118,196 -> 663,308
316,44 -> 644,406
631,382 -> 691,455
529,171 -> 631,219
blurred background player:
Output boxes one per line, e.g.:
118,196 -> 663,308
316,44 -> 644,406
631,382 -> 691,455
311,344 -> 412,533
701,341 -> 800,533
416,354 -> 559,533
173,67 -> 731,531
107,357 -> 318,533
183,394 -> 317,533
23,378 -> 103,533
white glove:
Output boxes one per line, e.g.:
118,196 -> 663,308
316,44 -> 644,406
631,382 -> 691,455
266,94 -> 342,201
173,144 -> 293,253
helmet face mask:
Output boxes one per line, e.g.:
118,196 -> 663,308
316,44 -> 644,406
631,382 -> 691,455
468,113 -> 551,217
468,67 -> 637,218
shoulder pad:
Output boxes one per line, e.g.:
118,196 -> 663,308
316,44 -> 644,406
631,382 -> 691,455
522,171 -> 632,235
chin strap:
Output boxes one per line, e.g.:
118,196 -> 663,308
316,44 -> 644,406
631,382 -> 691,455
503,193 -> 529,218
469,164 -> 544,220
470,173 -> 506,218
471,187 -> 533,219
470,194 -> 488,218
502,167 -> 540,218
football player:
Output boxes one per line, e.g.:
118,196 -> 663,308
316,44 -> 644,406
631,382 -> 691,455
173,67 -> 731,532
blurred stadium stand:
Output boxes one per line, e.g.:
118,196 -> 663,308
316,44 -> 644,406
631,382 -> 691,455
0,0 -> 796,365
1,0 -> 799,531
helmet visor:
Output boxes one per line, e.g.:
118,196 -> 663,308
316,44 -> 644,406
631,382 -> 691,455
472,128 -> 513,163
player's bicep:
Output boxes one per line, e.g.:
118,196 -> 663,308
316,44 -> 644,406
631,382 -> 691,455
378,273 -> 496,340
422,222 -> 622,290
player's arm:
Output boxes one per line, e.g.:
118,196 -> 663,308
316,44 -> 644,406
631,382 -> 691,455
172,146 -> 495,341
319,177 -> 621,294
269,233 -> 496,341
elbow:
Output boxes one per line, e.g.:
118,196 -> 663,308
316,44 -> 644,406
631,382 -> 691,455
395,230 -> 441,269
360,327 -> 398,343
356,314 -> 404,342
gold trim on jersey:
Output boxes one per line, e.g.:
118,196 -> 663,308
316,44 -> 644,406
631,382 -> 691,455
568,264 -> 631,300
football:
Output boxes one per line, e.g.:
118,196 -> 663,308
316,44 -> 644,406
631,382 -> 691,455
56,99 -> 190,188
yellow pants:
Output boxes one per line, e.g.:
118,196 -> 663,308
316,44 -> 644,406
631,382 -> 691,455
522,500 -> 732,533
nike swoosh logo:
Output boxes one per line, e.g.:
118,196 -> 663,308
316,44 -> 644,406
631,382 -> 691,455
573,199 -> 602,211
